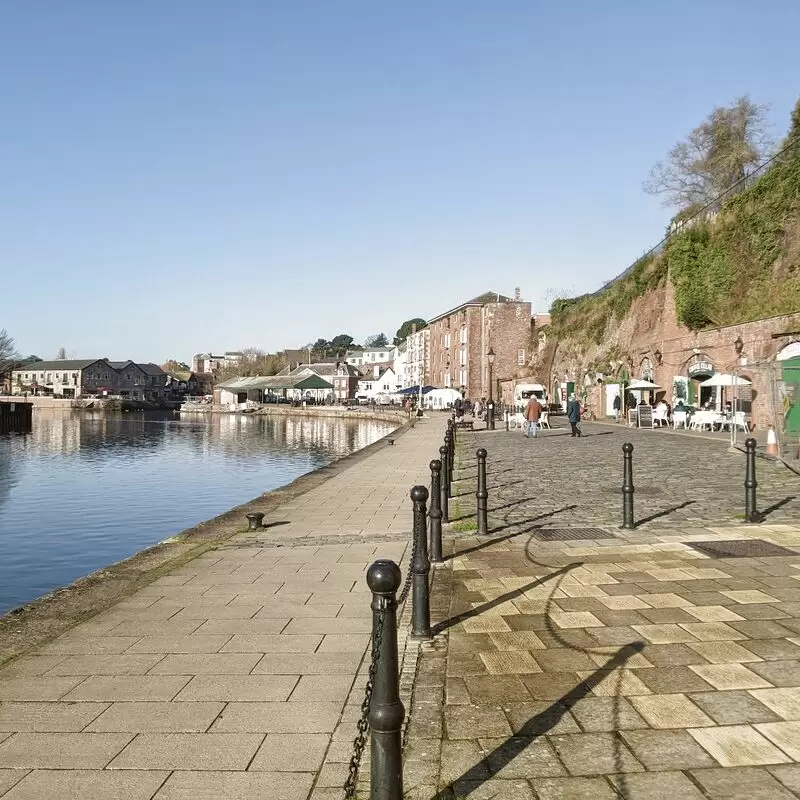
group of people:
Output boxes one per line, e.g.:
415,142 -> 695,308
524,393 -> 583,438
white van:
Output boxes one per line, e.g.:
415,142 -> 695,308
514,383 -> 546,404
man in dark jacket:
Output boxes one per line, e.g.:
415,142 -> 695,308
613,393 -> 621,423
567,394 -> 582,438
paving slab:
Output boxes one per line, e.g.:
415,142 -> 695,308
0,417 -> 444,799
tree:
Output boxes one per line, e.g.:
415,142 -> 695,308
329,334 -> 354,356
56,347 -> 67,360
365,333 -> 388,347
644,96 -> 774,209
0,329 -> 17,370
216,347 -> 283,380
161,359 -> 190,374
394,318 -> 427,345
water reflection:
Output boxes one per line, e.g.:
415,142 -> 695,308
0,410 -> 396,613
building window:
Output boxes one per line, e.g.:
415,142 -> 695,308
517,349 -> 525,365
460,327 -> 467,344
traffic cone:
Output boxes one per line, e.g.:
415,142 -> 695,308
766,425 -> 779,458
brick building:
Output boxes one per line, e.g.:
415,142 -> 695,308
426,290 -> 532,401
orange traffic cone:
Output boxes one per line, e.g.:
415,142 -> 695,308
766,425 -> 779,457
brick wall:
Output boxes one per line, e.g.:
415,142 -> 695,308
533,278 -> 800,430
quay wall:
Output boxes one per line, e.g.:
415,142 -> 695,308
182,403 -> 409,425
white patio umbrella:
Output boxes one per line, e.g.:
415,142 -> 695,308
699,374 -> 752,387
627,378 -> 661,390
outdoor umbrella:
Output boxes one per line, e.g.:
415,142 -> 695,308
700,373 -> 752,414
699,374 -> 752,387
627,378 -> 661,390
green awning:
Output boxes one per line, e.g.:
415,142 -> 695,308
294,375 -> 334,391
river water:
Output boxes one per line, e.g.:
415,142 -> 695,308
0,410 -> 397,614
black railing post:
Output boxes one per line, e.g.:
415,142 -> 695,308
444,430 -> 453,497
621,442 -> 635,530
439,445 -> 450,523
366,560 -> 404,800
744,437 -> 764,523
429,460 -> 443,564
245,512 -> 264,530
476,447 -> 488,535
410,486 -> 432,639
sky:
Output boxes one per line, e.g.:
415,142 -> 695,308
2,1 -> 798,363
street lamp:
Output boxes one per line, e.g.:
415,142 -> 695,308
487,347 -> 496,431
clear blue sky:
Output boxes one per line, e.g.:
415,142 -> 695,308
2,1 -> 798,363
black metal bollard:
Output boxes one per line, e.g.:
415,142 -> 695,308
487,402 -> 495,431
621,443 -> 635,530
444,430 -> 453,498
476,447 -> 488,535
744,437 -> 765,523
410,486 -> 432,639
246,512 -> 265,530
439,445 -> 450,523
429,460 -> 443,564
366,560 -> 404,800
448,425 -> 455,480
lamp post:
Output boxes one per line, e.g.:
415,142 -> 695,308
487,347 -> 495,431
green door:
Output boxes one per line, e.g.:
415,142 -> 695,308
782,357 -> 800,435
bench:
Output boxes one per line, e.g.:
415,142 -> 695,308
455,420 -> 474,430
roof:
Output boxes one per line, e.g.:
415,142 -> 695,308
428,291 -> 515,324
12,359 -> 101,371
136,363 -> 166,376
216,374 -> 334,391
107,360 -> 147,373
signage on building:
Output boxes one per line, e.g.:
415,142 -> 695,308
688,360 -> 714,378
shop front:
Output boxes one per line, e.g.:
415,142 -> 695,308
685,355 -> 716,408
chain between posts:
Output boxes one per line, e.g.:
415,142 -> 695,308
344,603 -> 386,799
397,528 -> 418,606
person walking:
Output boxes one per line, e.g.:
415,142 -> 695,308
613,393 -> 621,423
567,393 -> 582,438
524,395 -> 542,438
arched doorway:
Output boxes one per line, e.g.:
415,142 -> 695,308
777,342 -> 800,435
685,354 -> 715,408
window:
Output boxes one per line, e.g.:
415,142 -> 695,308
460,368 -> 467,387
517,349 -> 525,366
460,327 -> 467,344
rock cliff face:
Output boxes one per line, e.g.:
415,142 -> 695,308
525,196 -> 800,429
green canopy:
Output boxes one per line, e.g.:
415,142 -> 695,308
294,375 -> 334,391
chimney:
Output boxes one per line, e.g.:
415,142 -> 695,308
514,287 -> 521,300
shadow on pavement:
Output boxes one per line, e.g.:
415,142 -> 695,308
445,505 -> 579,559
762,495 -> 797,517
431,563 -> 582,635
635,500 -> 696,527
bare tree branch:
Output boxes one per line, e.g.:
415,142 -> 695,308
644,96 -> 774,209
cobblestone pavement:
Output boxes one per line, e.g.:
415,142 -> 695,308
404,523 -> 800,799
0,416 -> 447,800
451,419 -> 800,530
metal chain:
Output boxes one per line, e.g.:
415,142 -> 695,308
397,528 -> 418,606
343,603 -> 385,799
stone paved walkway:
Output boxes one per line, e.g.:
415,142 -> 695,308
400,424 -> 800,799
0,416 -> 447,799
452,420 -> 800,529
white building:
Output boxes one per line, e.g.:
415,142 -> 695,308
392,342 -> 409,388
406,328 -> 430,388
356,367 -> 400,400
345,347 -> 394,369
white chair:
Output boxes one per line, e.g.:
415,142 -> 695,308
653,408 -> 668,427
732,411 -> 749,432
540,411 -> 551,429
672,410 -> 688,429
